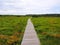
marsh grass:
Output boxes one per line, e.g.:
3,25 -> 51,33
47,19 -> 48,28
32,17 -> 60,45
0,16 -> 29,45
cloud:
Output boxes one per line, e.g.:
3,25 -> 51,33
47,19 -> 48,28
23,0 -> 60,13
0,0 -> 60,14
0,10 -> 27,15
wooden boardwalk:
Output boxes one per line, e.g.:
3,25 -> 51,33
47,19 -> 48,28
21,19 -> 40,45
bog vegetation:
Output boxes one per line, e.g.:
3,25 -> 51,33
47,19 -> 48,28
0,14 -> 60,45
0,16 -> 29,45
32,17 -> 60,45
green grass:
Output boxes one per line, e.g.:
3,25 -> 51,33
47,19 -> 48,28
32,17 -> 60,45
0,16 -> 29,45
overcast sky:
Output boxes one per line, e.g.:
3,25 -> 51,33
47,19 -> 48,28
0,0 -> 60,15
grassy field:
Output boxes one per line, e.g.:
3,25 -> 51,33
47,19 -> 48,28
32,17 -> 60,45
0,16 -> 29,45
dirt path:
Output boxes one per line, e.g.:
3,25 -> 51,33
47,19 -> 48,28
21,19 -> 40,45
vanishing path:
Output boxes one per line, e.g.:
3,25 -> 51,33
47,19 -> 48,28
21,18 -> 40,45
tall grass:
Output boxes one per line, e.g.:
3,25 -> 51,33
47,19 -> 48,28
0,16 -> 29,45
32,17 -> 60,45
